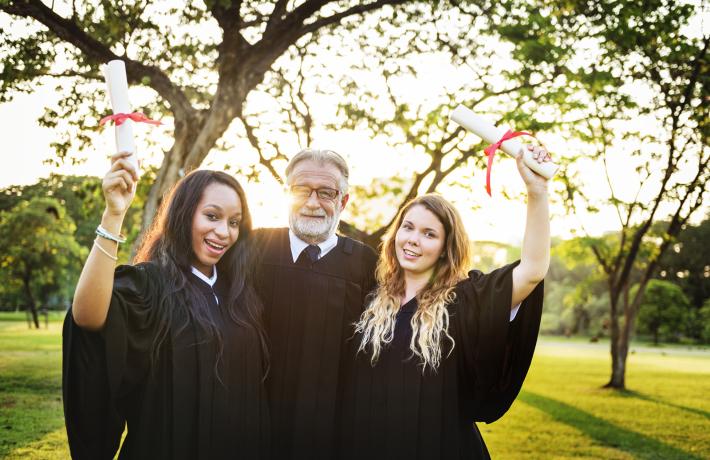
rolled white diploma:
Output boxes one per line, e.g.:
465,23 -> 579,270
450,105 -> 559,179
102,60 -> 139,172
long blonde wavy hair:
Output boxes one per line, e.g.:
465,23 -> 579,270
355,194 -> 472,371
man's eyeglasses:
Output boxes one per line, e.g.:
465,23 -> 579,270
289,185 -> 340,201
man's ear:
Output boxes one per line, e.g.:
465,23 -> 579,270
340,193 -> 350,211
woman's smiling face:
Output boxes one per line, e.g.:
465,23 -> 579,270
191,182 -> 242,277
395,204 -> 446,279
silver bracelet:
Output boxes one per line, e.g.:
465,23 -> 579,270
94,239 -> 118,261
96,224 -> 127,244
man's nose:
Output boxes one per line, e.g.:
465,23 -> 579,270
304,191 -> 321,207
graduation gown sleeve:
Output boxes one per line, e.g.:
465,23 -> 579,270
62,263 -> 159,459
454,261 -> 544,423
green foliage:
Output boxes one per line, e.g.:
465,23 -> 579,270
0,29 -> 58,102
0,197 -> 86,309
0,2 -> 209,163
498,0 -> 707,222
697,299 -> 710,343
657,218 -> 710,309
0,171 -> 154,263
635,280 -> 691,344
544,237 -> 610,336
345,176 -> 408,235
546,228 -> 706,343
1,175 -> 104,248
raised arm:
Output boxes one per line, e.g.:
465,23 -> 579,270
72,152 -> 138,330
511,145 -> 551,308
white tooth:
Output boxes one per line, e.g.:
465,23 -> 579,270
206,240 -> 224,249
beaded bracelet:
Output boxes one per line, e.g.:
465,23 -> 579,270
96,224 -> 127,244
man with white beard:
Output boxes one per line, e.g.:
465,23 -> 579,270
252,149 -> 378,460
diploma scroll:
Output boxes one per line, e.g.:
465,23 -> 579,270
102,60 -> 139,172
450,105 -> 559,179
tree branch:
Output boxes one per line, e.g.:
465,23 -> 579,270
264,0 -> 330,40
2,0 -> 194,116
240,116 -> 286,185
45,70 -> 101,79
298,0 -> 409,38
265,0 -> 291,31
589,242 -> 612,275
209,0 -> 241,31
676,35 -> 708,118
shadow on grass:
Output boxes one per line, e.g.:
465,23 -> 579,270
0,375 -> 60,394
620,389 -> 710,422
0,365 -> 61,393
519,391 -> 702,460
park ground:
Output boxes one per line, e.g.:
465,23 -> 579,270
0,312 -> 708,459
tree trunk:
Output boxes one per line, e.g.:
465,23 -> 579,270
607,335 -> 628,389
615,300 -> 636,389
134,101 -> 238,255
606,281 -> 639,389
134,115 -> 206,254
605,284 -> 623,389
22,273 -> 39,329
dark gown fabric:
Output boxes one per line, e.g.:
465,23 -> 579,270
62,263 -> 270,460
339,262 -> 544,460
253,228 -> 378,460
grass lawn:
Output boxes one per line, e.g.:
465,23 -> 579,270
0,317 -> 68,459
1,314 -> 709,459
485,339 -> 710,459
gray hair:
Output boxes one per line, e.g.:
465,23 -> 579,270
285,148 -> 350,193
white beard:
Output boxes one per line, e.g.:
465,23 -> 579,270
289,206 -> 340,243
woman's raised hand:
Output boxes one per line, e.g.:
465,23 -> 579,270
102,152 -> 139,217
516,145 -> 551,196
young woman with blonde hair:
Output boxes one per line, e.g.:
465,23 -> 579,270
339,146 -> 551,459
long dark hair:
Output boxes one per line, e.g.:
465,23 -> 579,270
134,170 -> 268,377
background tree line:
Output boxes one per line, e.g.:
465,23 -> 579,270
542,217 -> 710,345
0,171 -> 153,326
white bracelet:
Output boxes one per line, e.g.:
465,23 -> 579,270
96,225 -> 127,244
94,239 -> 118,261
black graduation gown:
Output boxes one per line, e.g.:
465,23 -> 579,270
253,228 -> 378,460
339,262 -> 544,460
62,263 -> 270,460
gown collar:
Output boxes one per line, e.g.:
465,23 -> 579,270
190,266 -> 217,287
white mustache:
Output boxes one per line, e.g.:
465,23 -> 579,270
300,211 -> 326,217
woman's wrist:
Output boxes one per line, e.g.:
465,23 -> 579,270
526,184 -> 549,200
101,209 -> 126,235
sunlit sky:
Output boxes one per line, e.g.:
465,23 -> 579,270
1,5 -> 707,245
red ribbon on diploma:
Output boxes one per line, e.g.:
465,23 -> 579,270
99,112 -> 162,127
482,129 -> 535,196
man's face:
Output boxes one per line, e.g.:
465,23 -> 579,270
288,159 -> 349,244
